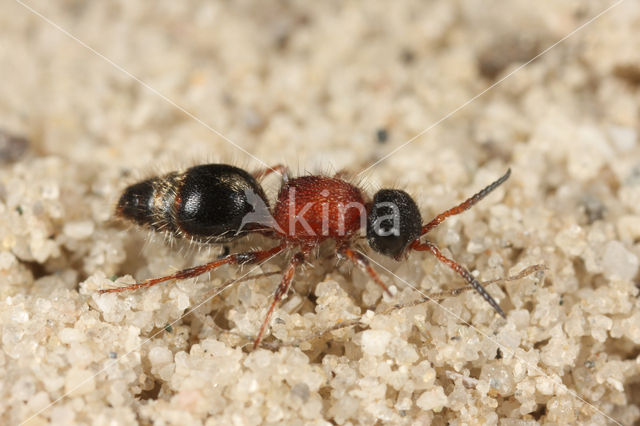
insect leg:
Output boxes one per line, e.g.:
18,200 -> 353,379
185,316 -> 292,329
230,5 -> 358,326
99,244 -> 286,293
253,252 -> 305,349
410,240 -> 506,318
340,246 -> 392,296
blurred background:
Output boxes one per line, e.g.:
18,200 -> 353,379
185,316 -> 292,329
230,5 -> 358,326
1,1 -> 639,424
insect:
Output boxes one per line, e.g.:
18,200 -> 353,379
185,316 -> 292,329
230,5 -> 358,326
101,163 -> 511,349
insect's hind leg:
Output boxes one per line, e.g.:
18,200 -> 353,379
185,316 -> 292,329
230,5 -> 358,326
253,252 -> 305,349
99,244 -> 286,293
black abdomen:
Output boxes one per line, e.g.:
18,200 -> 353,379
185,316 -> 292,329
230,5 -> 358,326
116,164 -> 269,242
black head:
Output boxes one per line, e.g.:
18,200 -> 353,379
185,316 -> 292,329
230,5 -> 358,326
367,189 -> 422,260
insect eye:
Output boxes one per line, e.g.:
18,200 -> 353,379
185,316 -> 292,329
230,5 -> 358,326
367,189 -> 422,259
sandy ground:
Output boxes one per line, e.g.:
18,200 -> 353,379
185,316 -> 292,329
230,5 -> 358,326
1,1 -> 640,424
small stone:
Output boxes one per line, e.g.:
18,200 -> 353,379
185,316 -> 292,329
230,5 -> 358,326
149,346 -> 173,367
63,220 -> 95,240
0,251 -> 17,269
608,125 -> 637,152
376,128 -> 389,144
12,376 -> 36,401
601,240 -> 639,281
0,130 -> 29,164
40,182 -> 60,200
10,307 -> 29,323
617,215 -> 640,243
26,391 -> 51,413
65,368 -> 96,396
480,362 -> 515,395
612,311 -> 640,343
360,330 -> 392,357
50,405 -> 75,424
466,237 -> 486,254
416,386 -> 448,411
588,315 -> 613,342
290,382 -> 310,402
567,126 -> 612,182
535,376 -> 556,395
59,328 -> 85,344
554,225 -> 586,257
